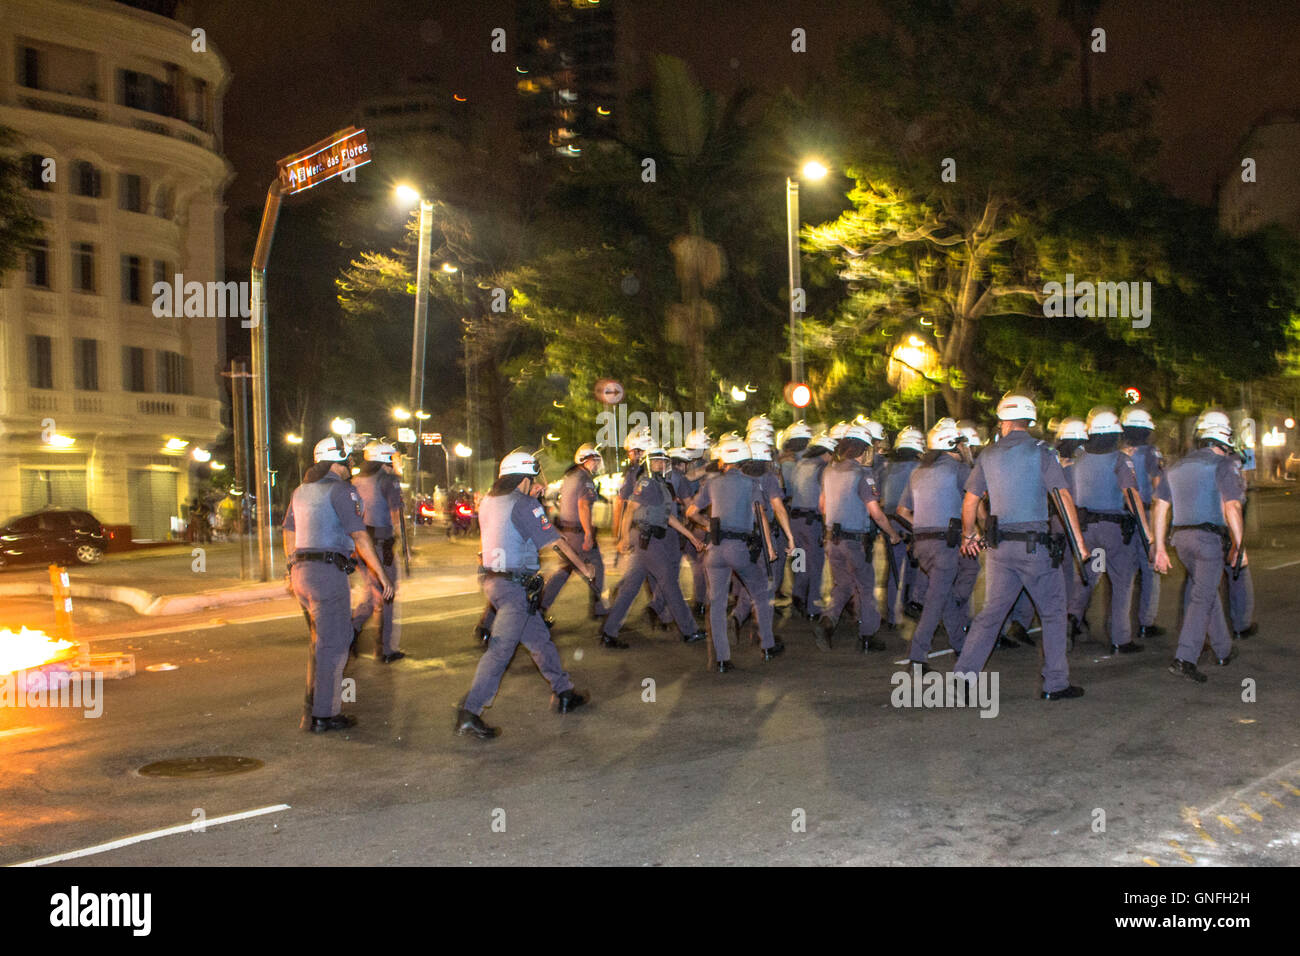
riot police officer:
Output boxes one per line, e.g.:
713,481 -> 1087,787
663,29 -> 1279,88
896,418 -> 978,668
1066,407 -> 1151,654
953,394 -> 1088,699
1225,449 -> 1257,640
787,432 -> 835,620
457,449 -> 594,738
813,424 -> 902,653
352,439 -> 406,662
680,429 -> 714,615
1121,407 -> 1166,639
1151,411 -> 1244,682
600,447 -> 706,647
686,438 -> 784,670
283,436 -> 394,733
731,439 -> 795,640
881,426 -> 928,627
540,442 -> 609,620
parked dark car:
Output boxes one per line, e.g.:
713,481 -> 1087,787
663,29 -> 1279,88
0,508 -> 108,569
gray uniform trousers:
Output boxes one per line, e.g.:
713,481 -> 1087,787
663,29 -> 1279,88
909,538 -> 977,661
825,536 -> 881,636
683,535 -> 708,604
465,575 -> 573,714
954,540 -> 1071,693
292,560 -> 354,719
1066,520 -> 1139,646
541,528 -> 607,614
790,515 -> 826,615
355,544 -> 398,654
1171,529 -> 1234,662
1135,522 -> 1161,626
647,528 -> 682,620
705,538 -> 775,660
604,531 -> 697,637
1008,589 -> 1035,629
1227,562 -> 1254,633
885,537 -> 928,622
732,527 -> 786,624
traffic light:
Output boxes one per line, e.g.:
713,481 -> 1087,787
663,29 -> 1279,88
784,382 -> 811,408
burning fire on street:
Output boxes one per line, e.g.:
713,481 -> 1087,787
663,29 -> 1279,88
0,627 -> 78,676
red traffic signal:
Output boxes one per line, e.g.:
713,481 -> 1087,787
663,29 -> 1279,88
784,382 -> 811,408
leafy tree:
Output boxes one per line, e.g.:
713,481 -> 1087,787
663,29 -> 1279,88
0,127 -> 43,275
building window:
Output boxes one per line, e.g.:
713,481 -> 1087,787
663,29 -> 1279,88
74,338 -> 99,391
119,69 -> 171,116
26,240 -> 50,288
152,184 -> 174,219
119,173 -> 144,212
24,154 -> 52,191
157,350 -> 186,394
152,259 -> 170,291
73,161 -> 102,198
121,254 -> 144,304
123,346 -> 148,392
20,45 -> 41,89
72,242 -> 96,292
28,335 -> 53,389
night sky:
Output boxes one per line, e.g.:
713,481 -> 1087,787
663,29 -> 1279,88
189,0 -> 1300,270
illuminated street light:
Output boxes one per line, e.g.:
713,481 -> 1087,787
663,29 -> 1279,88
1287,418 -> 1296,429
787,158 -> 831,383
285,432 -> 303,445
192,448 -> 212,462
454,442 -> 473,458
441,262 -> 458,273
210,461 -> 227,471
414,410 -> 431,420
394,183 -> 421,205
164,438 -> 189,451
730,385 -> 747,402
391,408 -> 411,422
45,434 -> 75,448
331,417 -> 354,437
545,432 -> 560,442
801,160 -> 828,181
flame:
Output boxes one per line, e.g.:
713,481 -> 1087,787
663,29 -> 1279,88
0,627 -> 78,675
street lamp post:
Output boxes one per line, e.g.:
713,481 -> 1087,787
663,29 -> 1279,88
786,160 -> 828,385
396,185 -> 434,487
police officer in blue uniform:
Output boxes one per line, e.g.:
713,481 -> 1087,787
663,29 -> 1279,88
1151,411 -> 1244,682
680,429 -> 714,615
881,426 -> 928,628
896,419 -> 977,669
601,447 -> 706,647
1225,449 -> 1257,640
540,442 -> 609,621
283,436 -> 394,733
731,438 -> 796,640
686,438 -> 784,670
788,432 -> 835,620
1066,407 -> 1151,654
953,394 -> 1089,699
457,449 -> 594,739
352,439 -> 406,662
1121,407 -> 1166,639
814,423 -> 902,653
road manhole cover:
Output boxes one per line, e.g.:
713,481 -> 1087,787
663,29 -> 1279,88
137,756 -> 263,778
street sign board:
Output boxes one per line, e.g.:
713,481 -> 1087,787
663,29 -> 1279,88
421,433 -> 437,445
277,126 -> 371,195
594,379 -> 624,405
397,427 -> 416,444
430,433 -> 442,444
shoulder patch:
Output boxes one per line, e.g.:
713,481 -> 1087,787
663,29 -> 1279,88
350,491 -> 363,517
533,505 -> 545,517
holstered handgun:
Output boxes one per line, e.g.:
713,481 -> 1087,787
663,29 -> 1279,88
1120,514 -> 1136,546
1048,534 -> 1066,569
709,516 -> 721,546
830,522 -> 843,544
524,573 -> 545,614
638,527 -> 652,550
1076,507 -> 1091,530
381,538 -> 395,567
946,517 -> 962,549
986,515 -> 1000,548
747,531 -> 761,563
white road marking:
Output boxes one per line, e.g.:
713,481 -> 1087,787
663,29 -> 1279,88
1265,558 -> 1300,570
10,803 -> 292,867
892,649 -> 956,666
0,727 -> 39,739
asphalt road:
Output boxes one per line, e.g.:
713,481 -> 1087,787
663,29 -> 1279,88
2,491 -> 1298,867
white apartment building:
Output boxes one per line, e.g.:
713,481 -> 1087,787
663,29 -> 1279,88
1218,112 -> 1300,238
0,0 -> 232,539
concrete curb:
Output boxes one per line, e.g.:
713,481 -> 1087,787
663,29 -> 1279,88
0,580 -> 286,616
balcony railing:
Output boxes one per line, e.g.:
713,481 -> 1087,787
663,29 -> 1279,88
2,388 -> 221,428
11,89 -> 218,153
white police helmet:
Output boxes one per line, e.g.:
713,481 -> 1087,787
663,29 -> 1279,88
1085,406 -> 1122,435
685,428 -> 712,451
828,421 -> 850,440
996,392 -> 1037,424
927,418 -> 962,450
668,446 -> 692,462
841,423 -> 872,445
1195,409 -> 1232,446
313,436 -> 348,463
574,442 -> 603,465
809,432 -> 838,453
499,448 -> 540,476
894,427 -> 925,452
956,420 -> 983,447
623,425 -> 651,451
1121,407 -> 1155,430
780,421 -> 813,445
746,415 -> 772,432
1055,417 -> 1088,442
363,439 -> 397,463
646,446 -> 669,461
718,438 -> 751,464
628,432 -> 656,453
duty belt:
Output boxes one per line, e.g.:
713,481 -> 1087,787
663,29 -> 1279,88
1076,509 -> 1125,529
718,530 -> 753,541
911,530 -> 949,541
833,529 -> 870,542
789,508 -> 821,520
555,520 -> 586,533
291,550 -> 357,573
479,568 -> 543,586
1172,523 -> 1229,538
